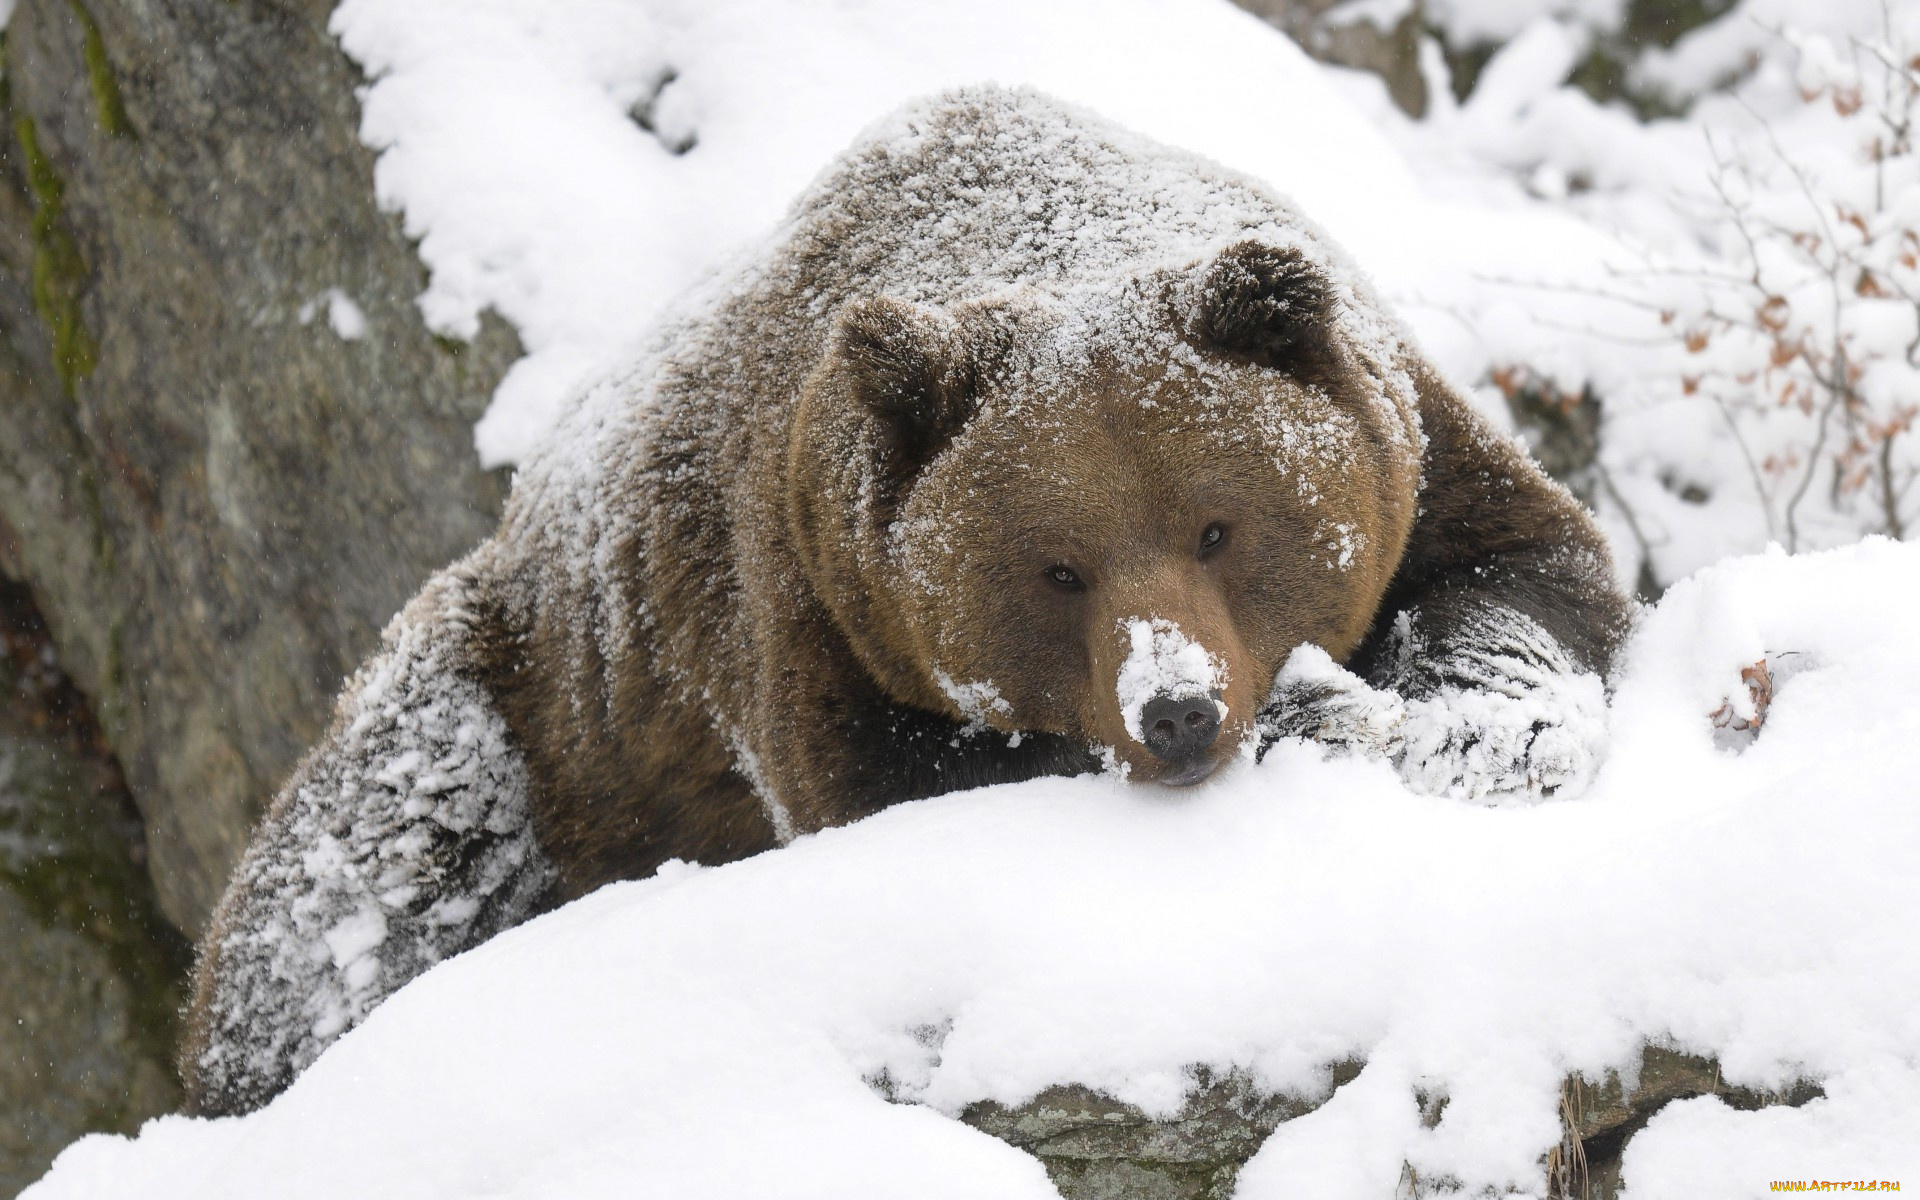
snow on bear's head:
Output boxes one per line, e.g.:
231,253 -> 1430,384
786,239 -> 1421,785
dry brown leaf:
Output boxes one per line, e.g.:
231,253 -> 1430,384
1709,658 -> 1773,732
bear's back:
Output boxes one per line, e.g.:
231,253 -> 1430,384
780,84 -> 1356,316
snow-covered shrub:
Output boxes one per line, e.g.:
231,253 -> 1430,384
1370,0 -> 1918,589
1592,10 -> 1920,577
1648,17 -> 1920,549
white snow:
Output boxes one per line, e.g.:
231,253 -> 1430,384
325,290 -> 368,340
1315,518 -> 1367,571
1115,618 -> 1227,744
934,671 -> 1012,733
29,540 -> 1920,1196
326,0 -> 1625,467
296,288 -> 368,341
320,907 -> 386,971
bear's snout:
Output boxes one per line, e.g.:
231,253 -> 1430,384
1105,613 -> 1247,786
1138,692 -> 1223,778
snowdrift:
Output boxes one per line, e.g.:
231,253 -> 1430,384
29,540 -> 1920,1196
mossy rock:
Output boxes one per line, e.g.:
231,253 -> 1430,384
0,0 -> 520,935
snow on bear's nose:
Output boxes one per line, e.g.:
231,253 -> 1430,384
1115,618 -> 1230,782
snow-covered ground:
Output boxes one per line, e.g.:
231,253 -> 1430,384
30,539 -> 1920,1196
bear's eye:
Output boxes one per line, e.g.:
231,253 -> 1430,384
1044,564 -> 1085,591
1198,523 -> 1227,556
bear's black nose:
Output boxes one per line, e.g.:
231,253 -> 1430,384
1140,693 -> 1222,763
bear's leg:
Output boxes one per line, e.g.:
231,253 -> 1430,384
180,601 -> 556,1116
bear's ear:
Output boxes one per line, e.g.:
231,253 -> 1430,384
833,296 -> 977,476
1187,241 -> 1342,379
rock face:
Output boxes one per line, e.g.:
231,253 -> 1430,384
962,1049 -> 1819,1199
0,579 -> 186,1197
0,0 -> 520,934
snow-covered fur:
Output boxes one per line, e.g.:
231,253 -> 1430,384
181,565 -> 554,1112
1263,608 -> 1611,800
183,85 -> 1629,1115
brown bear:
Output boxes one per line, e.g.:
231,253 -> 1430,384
180,84 -> 1629,1116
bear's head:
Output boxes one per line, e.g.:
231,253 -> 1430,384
788,240 -> 1422,785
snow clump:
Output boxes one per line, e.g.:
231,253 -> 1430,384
296,288 -> 369,341
1115,618 -> 1227,744
933,671 -> 1012,734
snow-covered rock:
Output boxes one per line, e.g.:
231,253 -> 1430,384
28,539 -> 1920,1196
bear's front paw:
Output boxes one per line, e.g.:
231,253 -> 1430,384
1258,644 -> 1407,759
1395,670 -> 1608,802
